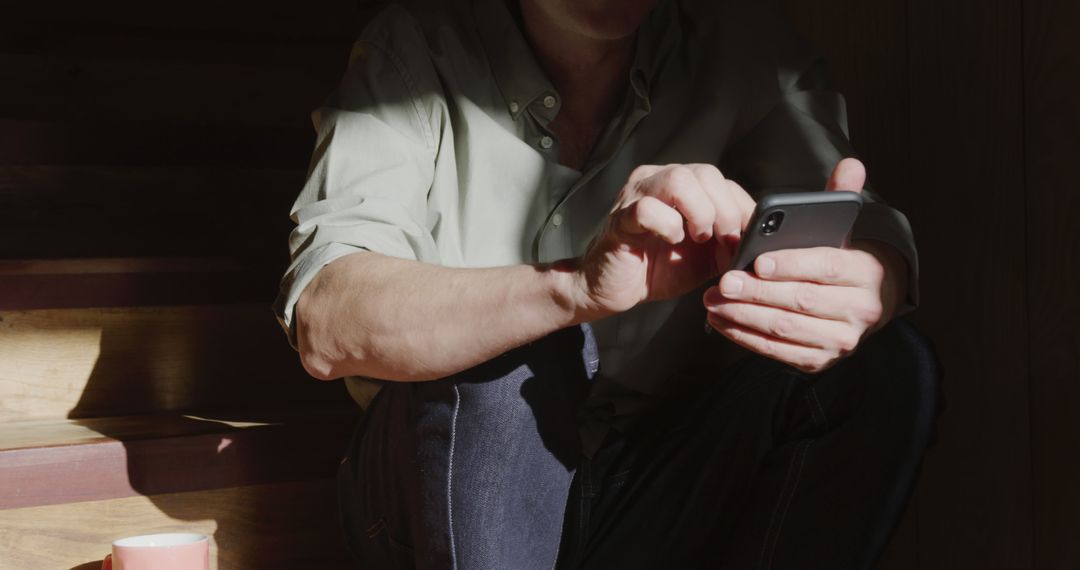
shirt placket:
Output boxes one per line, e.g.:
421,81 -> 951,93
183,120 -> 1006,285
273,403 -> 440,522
535,89 -> 652,263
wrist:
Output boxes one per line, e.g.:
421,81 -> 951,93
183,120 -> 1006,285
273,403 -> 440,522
544,258 -> 611,325
852,239 -> 906,324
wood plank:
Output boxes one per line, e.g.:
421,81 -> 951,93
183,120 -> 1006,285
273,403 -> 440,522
0,120 -> 314,167
0,53 -> 339,128
0,258 -> 279,310
0,480 -> 351,570
0,258 -> 248,276
0,305 -> 352,421
905,0 -> 1031,568
5,0 -> 373,41
0,20 -> 354,67
1023,0 -> 1080,567
0,410 -> 357,509
0,165 -> 303,259
0,412 -> 277,451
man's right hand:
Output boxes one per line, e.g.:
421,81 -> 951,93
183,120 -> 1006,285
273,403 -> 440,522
571,164 -> 756,319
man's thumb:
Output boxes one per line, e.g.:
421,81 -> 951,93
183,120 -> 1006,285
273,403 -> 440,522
826,157 -> 867,193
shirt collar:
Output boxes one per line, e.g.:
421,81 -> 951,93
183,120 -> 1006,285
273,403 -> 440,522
474,0 -> 555,120
629,0 -> 677,100
474,0 -> 677,119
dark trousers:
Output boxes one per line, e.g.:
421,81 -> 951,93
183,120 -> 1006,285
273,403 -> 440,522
338,320 -> 940,570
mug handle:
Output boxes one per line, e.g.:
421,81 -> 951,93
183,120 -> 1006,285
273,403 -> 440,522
101,553 -> 112,570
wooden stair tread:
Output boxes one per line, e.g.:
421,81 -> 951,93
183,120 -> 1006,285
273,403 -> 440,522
0,409 -> 349,450
0,305 -> 351,421
0,409 -> 360,510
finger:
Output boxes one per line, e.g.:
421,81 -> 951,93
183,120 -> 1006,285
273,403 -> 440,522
825,157 -> 867,193
705,299 -> 861,352
615,196 -> 685,244
754,247 -> 882,288
637,166 -> 716,242
688,165 -> 741,241
706,315 -> 837,374
628,164 -> 664,186
710,272 -> 852,321
730,180 -> 757,231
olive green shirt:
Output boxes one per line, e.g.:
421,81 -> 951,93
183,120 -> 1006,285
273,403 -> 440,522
274,0 -> 919,453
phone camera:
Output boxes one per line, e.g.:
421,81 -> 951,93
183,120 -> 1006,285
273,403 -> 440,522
761,211 -> 785,235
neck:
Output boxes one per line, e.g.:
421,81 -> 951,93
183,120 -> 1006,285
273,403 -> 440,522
518,0 -> 636,122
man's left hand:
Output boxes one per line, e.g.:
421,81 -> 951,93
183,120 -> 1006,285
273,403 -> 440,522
702,158 -> 907,374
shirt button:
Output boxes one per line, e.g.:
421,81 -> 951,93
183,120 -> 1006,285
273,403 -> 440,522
543,95 -> 557,109
551,213 -> 564,227
540,136 -> 554,149
509,101 -> 520,113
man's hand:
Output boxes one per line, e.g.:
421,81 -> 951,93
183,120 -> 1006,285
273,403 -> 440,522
702,158 -> 908,374
572,164 -> 756,319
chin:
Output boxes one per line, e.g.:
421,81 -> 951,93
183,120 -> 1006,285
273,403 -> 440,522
550,0 -> 660,40
580,8 -> 655,39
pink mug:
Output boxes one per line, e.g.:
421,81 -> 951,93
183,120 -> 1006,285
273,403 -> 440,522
101,532 -> 209,570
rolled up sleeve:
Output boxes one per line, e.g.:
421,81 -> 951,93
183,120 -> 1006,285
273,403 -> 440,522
722,45 -> 920,311
273,35 -> 441,348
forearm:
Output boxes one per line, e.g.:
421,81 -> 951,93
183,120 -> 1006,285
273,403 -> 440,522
294,251 -> 587,381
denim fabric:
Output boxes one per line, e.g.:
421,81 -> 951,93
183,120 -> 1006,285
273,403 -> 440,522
338,324 -> 599,570
338,319 -> 940,570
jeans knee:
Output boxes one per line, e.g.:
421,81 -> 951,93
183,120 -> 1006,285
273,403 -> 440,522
815,319 -> 942,461
860,318 -> 942,454
343,326 -> 596,570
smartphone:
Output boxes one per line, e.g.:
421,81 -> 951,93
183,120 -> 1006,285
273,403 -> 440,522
729,191 -> 863,272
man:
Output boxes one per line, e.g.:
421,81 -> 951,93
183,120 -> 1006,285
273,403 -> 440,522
274,0 -> 939,567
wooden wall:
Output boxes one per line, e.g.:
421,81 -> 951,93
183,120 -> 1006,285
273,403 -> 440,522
781,0 -> 1080,568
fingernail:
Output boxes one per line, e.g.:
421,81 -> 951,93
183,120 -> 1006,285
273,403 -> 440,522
721,274 -> 743,296
704,287 -> 723,305
757,256 -> 776,276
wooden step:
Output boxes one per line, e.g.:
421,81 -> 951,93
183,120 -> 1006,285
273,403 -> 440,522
0,119 -> 314,168
0,479 -> 353,570
0,53 -> 340,129
5,0 -> 370,41
0,408 -> 361,568
0,164 -> 304,260
0,258 -> 280,310
0,409 -> 360,510
0,305 -> 351,421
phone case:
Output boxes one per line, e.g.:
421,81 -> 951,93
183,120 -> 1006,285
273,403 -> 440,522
729,191 -> 864,272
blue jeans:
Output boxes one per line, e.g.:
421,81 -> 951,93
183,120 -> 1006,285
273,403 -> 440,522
338,320 -> 940,569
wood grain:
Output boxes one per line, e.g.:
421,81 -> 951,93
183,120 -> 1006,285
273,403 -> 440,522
0,258 -> 279,310
0,411 -> 357,509
0,19 -> 352,68
0,53 -> 338,128
0,479 -> 352,570
0,119 -> 314,168
1023,0 -> 1080,567
0,412 -> 275,451
905,0 -> 1031,568
4,0 -> 369,41
0,305 -> 352,421
0,165 -> 303,260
